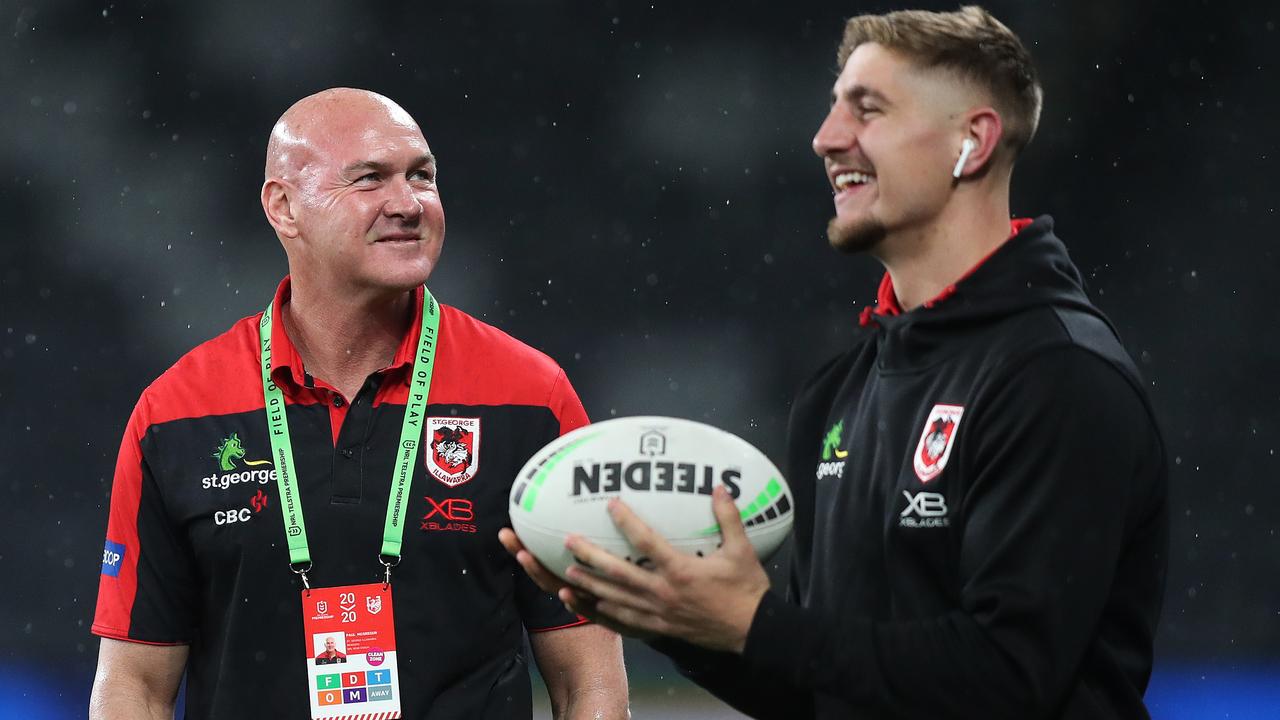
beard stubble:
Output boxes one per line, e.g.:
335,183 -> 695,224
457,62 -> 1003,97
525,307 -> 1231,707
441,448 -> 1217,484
827,213 -> 887,254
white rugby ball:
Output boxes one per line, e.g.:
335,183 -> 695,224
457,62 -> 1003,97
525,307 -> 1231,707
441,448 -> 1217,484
509,416 -> 793,582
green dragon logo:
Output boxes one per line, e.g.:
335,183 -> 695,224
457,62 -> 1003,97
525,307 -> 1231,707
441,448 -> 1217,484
212,434 -> 271,471
821,420 -> 850,461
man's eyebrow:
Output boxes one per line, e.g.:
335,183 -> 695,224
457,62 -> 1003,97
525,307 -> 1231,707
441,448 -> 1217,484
341,152 -> 437,176
830,84 -> 891,107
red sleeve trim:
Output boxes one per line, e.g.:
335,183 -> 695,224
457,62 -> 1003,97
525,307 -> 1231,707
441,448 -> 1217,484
91,625 -> 190,646
94,397 -> 149,638
527,616 -> 591,633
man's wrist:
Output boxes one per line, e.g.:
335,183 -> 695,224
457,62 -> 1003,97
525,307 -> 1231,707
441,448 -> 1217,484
729,585 -> 771,654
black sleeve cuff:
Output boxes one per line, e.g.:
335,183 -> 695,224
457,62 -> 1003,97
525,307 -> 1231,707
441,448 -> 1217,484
743,589 -> 881,703
647,631 -> 815,719
743,589 -> 812,677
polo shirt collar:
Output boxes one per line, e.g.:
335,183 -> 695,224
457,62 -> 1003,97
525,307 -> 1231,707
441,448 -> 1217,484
266,276 -> 427,391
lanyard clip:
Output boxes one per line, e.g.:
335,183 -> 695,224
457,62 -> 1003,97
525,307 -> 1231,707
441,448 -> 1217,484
378,554 -> 401,589
290,561 -> 313,594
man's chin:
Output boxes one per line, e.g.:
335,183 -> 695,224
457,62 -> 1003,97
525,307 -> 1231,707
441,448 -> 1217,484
827,216 -> 886,254
365,256 -> 439,292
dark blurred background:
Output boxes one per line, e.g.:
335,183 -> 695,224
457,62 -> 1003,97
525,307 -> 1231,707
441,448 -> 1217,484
1,0 -> 1276,717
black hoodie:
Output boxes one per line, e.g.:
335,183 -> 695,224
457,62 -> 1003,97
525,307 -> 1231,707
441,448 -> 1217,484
652,216 -> 1169,719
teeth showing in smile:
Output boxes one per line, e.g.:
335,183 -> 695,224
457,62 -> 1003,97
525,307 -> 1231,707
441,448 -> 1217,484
835,171 -> 874,190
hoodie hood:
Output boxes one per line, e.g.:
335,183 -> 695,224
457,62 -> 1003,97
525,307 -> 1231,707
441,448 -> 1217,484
861,215 -> 1112,371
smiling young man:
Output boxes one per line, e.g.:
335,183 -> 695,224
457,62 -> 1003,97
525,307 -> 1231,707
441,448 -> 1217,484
502,7 -> 1168,719
90,88 -> 628,720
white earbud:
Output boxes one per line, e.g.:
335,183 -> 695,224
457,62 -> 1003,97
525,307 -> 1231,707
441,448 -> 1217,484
952,138 -> 977,179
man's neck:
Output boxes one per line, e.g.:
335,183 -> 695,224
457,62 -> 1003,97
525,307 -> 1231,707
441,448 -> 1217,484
874,186 -> 1013,311
282,278 -> 414,401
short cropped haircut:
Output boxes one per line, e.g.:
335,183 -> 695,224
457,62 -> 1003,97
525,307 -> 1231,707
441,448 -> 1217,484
838,5 -> 1043,159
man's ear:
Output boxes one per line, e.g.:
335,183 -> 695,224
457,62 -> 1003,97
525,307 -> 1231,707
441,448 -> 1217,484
953,108 -> 1004,178
261,178 -> 301,240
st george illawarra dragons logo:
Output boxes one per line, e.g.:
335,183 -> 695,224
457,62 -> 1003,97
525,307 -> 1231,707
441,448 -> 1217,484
913,404 -> 964,483
425,417 -> 481,487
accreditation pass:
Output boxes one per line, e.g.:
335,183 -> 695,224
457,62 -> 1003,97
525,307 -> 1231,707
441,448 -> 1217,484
302,583 -> 401,719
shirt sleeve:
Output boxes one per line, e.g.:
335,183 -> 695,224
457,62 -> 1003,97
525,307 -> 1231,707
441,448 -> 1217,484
739,347 -> 1167,718
92,393 -> 197,645
517,366 -> 590,632
546,368 -> 589,436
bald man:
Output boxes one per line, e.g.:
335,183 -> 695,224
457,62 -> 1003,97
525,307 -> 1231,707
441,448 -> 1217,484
315,637 -> 347,665
90,88 -> 628,719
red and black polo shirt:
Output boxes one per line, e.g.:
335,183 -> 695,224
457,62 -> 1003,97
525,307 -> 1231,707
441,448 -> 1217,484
93,278 -> 588,719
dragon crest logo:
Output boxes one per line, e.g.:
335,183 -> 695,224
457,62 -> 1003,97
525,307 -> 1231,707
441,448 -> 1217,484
913,404 -> 965,483
426,417 -> 481,487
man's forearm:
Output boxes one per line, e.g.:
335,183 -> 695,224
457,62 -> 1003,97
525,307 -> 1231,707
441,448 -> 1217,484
543,663 -> 630,720
90,639 -> 187,720
89,681 -> 176,720
561,684 -> 630,720
533,624 -> 628,720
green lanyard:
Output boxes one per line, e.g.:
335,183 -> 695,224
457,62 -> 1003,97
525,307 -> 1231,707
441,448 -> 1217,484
258,287 -> 440,587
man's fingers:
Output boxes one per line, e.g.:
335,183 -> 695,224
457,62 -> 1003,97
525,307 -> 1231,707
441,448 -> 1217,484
518,550 -> 567,595
594,600 -> 666,637
498,529 -> 568,595
566,534 -> 664,596
517,550 -> 565,593
607,498 -> 678,567
559,587 -> 602,620
712,484 -> 751,552
561,588 -> 659,640
565,564 -> 664,615
497,528 -> 523,557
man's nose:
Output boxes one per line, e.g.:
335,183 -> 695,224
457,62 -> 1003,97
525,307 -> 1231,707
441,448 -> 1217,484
812,105 -> 854,158
382,177 -> 423,220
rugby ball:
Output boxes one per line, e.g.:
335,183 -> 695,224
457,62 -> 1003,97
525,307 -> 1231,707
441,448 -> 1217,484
509,416 -> 793,582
